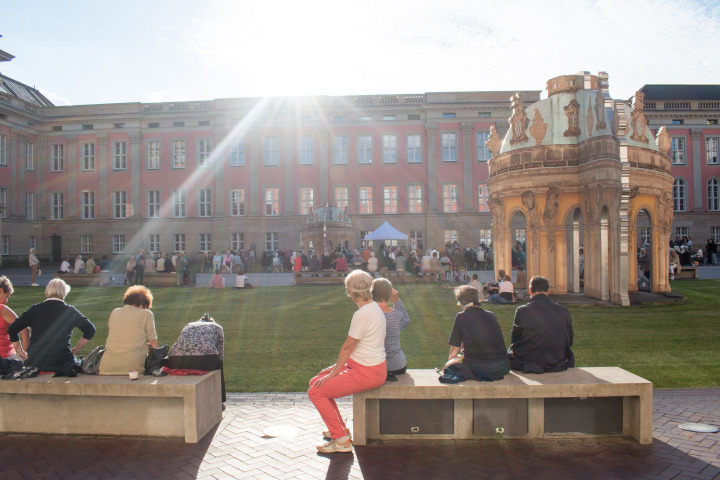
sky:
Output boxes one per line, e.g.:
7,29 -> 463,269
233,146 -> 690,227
1,0 -> 719,106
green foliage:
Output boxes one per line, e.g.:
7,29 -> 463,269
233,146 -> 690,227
8,280 -> 719,392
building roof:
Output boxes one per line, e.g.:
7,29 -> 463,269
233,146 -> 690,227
639,85 -> 720,101
0,73 -> 54,107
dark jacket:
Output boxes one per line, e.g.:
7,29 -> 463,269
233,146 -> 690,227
507,293 -> 574,373
8,299 -> 95,370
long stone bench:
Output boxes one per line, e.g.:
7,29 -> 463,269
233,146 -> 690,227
379,271 -> 437,283
352,367 -> 652,445
142,272 -> 191,286
53,272 -> 112,286
675,266 -> 698,279
294,270 -> 350,285
0,371 -> 222,443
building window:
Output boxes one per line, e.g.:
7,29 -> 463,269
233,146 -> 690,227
358,116 -> 371,122
515,228 -> 527,244
672,119 -> 684,125
639,227 -> 651,246
407,133 -> 422,164
172,140 -> 186,168
198,188 -> 212,217
408,114 -> 421,120
408,184 -> 423,213
113,191 -> 128,219
476,131 -> 491,162
174,121 -> 185,127
711,226 -> 720,243
148,234 -> 159,254
358,185 -> 373,214
173,189 -> 186,218
445,229 -> 459,244
51,144 -> 64,172
357,134 -> 373,164
231,139 -> 245,166
147,190 -> 160,218
50,192 -> 64,220
29,236 -> 37,251
299,186 -> 314,215
0,134 -> 6,166
382,135 -> 397,163
383,185 -> 398,214
230,188 -> 245,216
674,227 -> 689,239
707,137 -> 720,165
113,141 -> 127,170
198,139 -> 212,167
299,136 -> 313,165
383,115 -> 396,121
147,140 -> 160,170
0,187 -> 7,219
673,178 -> 687,212
81,143 -> 95,171
441,133 -> 457,162
173,234 -> 185,253
334,186 -> 349,211
708,178 -> 720,211
478,183 -> 488,211
1,236 -> 9,256
26,142 -> 34,171
443,113 -> 456,119
80,235 -> 93,254
25,192 -> 34,220
265,136 -> 279,166
671,137 -> 685,165
443,184 -> 459,213
409,230 -> 423,251
231,232 -> 244,251
333,136 -> 348,165
199,233 -> 212,253
81,191 -> 95,219
334,116 -> 347,122
265,232 -> 279,251
479,229 -> 492,247
265,187 -> 279,216
113,234 -> 125,254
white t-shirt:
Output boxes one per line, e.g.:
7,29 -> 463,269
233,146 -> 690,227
347,302 -> 386,366
236,274 -> 249,288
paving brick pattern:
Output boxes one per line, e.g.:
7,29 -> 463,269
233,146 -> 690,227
0,389 -> 718,480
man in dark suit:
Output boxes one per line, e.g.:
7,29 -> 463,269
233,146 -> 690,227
8,278 -> 96,372
507,276 -> 574,374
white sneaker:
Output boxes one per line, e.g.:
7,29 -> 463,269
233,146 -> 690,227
323,427 -> 351,440
316,437 -> 352,453
31,283 -> 39,287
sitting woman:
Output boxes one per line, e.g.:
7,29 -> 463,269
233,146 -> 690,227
367,251 -> 379,277
0,276 -> 30,362
166,314 -> 225,404
372,278 -> 410,381
308,270 -> 386,453
439,285 -> 510,384
209,269 -> 224,288
99,285 -> 158,375
484,275 -> 515,304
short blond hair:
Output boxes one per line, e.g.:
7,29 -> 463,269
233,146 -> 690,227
371,278 -> 393,303
344,270 -> 373,303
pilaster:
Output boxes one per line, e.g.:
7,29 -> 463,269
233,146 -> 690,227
690,128 -> 703,211
248,132 -> 259,215
283,133 -> 294,215
37,137 -> 47,219
214,129 -> 227,216
66,135 -> 77,219
461,123 -> 474,213
97,134 -> 109,218
130,132 -> 142,218
426,123 -> 438,212
318,129 -> 329,203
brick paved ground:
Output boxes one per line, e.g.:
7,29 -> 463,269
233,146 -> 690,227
0,389 -> 718,480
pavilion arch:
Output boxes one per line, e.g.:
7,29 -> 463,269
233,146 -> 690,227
599,206 -> 610,301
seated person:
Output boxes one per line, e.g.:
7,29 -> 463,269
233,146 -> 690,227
420,251 -> 433,275
85,255 -> 97,273
372,279 -> 410,380
99,286 -> 158,375
367,252 -> 379,276
308,254 -> 322,275
485,269 -> 506,296
8,278 -> 96,372
99,255 -> 111,271
321,252 -> 332,271
0,276 -> 30,361
155,253 -> 166,272
507,276 -> 574,374
236,272 -> 253,289
467,274 -> 484,299
679,246 -> 693,267
637,267 -> 650,290
59,256 -> 72,274
483,274 -> 514,304
515,265 -> 527,290
335,255 -> 349,272
394,251 -> 406,272
273,253 -> 282,273
74,255 -> 86,274
166,314 -> 225,404
210,269 -> 225,288
430,252 -> 444,280
350,251 -> 366,270
439,285 -> 510,383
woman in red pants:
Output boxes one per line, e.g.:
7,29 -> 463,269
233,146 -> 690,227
308,270 -> 387,453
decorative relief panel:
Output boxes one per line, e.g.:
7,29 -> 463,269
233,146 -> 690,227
595,93 -> 607,130
521,190 -> 541,253
486,125 -> 502,155
529,108 -> 547,146
488,194 -> 506,246
586,102 -> 594,136
543,187 -> 561,252
508,93 -> 528,145
629,92 -> 649,143
563,99 -> 580,137
656,126 -> 671,154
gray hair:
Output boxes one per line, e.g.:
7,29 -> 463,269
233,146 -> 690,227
344,270 -> 373,303
46,278 -> 71,299
371,278 -> 393,303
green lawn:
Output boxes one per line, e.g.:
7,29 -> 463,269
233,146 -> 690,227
6,280 -> 719,391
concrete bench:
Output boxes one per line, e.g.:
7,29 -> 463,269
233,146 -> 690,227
294,270 -> 349,285
379,271 -> 437,283
0,371 -> 222,443
675,266 -> 698,279
53,272 -> 112,286
352,367 -> 652,445
142,272 -> 191,286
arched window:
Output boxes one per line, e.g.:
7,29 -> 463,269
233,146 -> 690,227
708,178 -> 720,211
673,178 -> 687,212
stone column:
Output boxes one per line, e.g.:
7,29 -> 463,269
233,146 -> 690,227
37,137 -> 47,220
318,129 -> 329,203
66,135 -> 77,218
129,133 -> 142,218
97,134 -> 109,218
461,123 -> 474,212
283,133 -> 294,215
214,129 -> 227,216
691,128 -> 703,211
426,123 -> 438,212
248,132 -> 259,215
